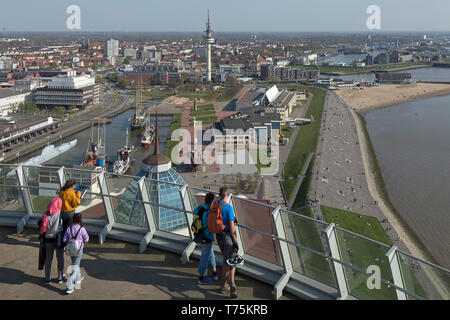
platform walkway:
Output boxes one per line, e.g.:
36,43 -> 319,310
0,227 -> 295,300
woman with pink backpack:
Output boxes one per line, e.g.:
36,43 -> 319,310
63,212 -> 89,294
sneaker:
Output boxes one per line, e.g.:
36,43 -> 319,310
75,276 -> 85,284
213,273 -> 219,281
57,276 -> 67,284
44,279 -> 51,284
66,288 -> 74,294
230,286 -> 238,299
219,286 -> 230,294
198,277 -> 212,285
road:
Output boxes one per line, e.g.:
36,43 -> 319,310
4,87 -> 132,162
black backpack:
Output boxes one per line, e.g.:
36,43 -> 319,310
191,206 -> 212,244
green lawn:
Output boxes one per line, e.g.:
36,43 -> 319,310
139,90 -> 175,101
190,104 -> 217,125
178,90 -> 223,101
166,113 -> 182,157
190,115 -> 218,125
289,207 -> 337,288
291,155 -> 315,209
281,86 -> 325,200
289,62 -> 427,75
321,205 -> 427,299
216,84 -> 242,102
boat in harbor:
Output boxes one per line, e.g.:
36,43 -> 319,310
140,115 -> 154,147
23,139 -> 78,166
113,129 -> 135,174
130,79 -> 146,130
81,120 -> 106,167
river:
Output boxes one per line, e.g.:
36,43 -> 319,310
340,66 -> 450,82
363,94 -> 450,268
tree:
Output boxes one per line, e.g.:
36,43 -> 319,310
96,75 -> 105,85
272,76 -> 281,84
118,79 -> 130,89
54,106 -> 66,116
124,56 -> 131,65
111,72 -> 118,83
68,104 -> 77,113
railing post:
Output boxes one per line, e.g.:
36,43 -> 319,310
96,171 -> 115,244
15,164 -> 33,233
386,245 -> 407,300
137,177 -> 156,253
227,194 -> 244,257
271,206 -> 293,300
57,166 -> 65,188
180,185 -> 196,264
324,223 -> 349,300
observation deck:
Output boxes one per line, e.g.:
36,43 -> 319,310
0,164 -> 448,300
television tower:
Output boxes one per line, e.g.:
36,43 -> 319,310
203,11 -> 214,82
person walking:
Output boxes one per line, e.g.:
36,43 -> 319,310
59,179 -> 81,231
39,197 -> 65,284
194,192 -> 218,284
209,187 -> 239,298
63,212 -> 89,294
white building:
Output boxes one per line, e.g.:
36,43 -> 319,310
298,53 -> 318,66
105,39 -> 119,57
0,91 -> 32,116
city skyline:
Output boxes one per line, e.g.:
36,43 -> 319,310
0,0 -> 450,32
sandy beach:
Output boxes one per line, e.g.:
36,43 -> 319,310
337,83 -> 450,112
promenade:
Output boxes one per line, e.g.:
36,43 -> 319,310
310,91 -> 408,252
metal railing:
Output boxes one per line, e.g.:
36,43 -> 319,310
0,163 -> 448,300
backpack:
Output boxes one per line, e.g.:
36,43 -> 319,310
191,206 -> 211,244
207,201 -> 227,234
65,225 -> 82,256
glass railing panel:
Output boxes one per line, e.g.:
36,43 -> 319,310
232,197 -> 283,267
334,228 -> 396,299
145,178 -> 188,237
63,168 -> 107,220
0,164 -> 24,212
106,173 -> 148,227
281,210 -> 337,288
23,165 -> 60,213
186,186 -> 219,211
397,252 -> 448,300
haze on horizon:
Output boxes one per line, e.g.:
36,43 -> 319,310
0,0 -> 449,33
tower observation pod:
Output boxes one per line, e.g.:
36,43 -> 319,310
203,11 -> 214,82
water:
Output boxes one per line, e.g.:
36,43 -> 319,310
339,67 -> 450,82
19,109 -> 173,177
363,95 -> 450,268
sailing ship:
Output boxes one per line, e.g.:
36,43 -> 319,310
81,119 -> 106,167
130,78 -> 145,130
113,129 -> 135,174
140,113 -> 154,147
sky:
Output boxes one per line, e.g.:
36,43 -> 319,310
0,0 -> 449,32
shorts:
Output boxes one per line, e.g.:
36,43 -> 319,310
216,232 -> 234,266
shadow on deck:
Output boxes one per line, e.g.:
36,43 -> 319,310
0,227 -> 295,300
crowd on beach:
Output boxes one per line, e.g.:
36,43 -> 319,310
38,180 -> 242,298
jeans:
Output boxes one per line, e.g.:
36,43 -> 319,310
44,240 -> 64,281
61,210 -> 75,231
67,247 -> 83,290
198,242 -> 216,276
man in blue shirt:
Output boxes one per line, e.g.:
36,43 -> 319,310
216,186 -> 239,298
193,192 -> 218,284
